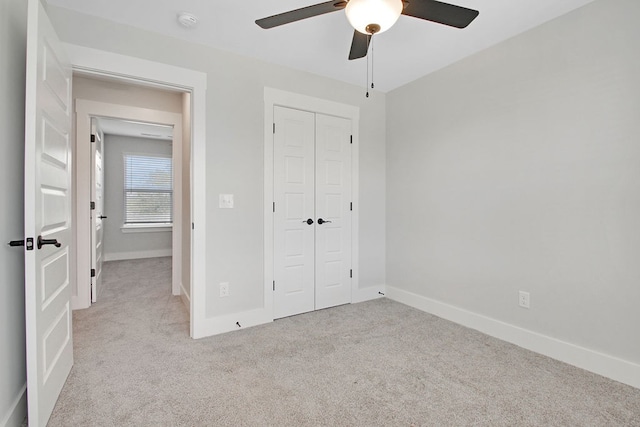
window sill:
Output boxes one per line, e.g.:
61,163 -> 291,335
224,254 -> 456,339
121,224 -> 172,233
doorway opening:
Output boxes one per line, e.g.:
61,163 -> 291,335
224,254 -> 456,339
71,74 -> 191,318
93,117 -> 175,300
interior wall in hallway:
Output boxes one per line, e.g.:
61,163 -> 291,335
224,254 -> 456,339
102,134 -> 173,261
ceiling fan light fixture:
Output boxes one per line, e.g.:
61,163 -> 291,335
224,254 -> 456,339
345,0 -> 403,35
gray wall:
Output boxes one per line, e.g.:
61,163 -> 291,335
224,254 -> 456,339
48,6 -> 387,318
73,76 -> 183,113
387,0 -> 640,364
102,134 -> 173,259
0,0 -> 28,425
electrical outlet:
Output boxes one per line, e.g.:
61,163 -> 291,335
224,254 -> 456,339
519,291 -> 530,309
220,282 -> 229,298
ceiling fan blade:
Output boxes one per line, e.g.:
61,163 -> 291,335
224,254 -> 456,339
348,30 -> 371,60
256,1 -> 347,29
402,0 -> 479,29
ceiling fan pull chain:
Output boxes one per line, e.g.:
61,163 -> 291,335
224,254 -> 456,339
371,35 -> 375,90
366,44 -> 370,98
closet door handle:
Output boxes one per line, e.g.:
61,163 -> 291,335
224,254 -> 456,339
317,218 -> 332,225
303,218 -> 314,225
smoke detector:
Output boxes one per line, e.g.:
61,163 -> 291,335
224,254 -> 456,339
177,12 -> 198,28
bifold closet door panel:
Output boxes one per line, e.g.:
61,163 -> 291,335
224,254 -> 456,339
273,106 -> 316,319
315,113 -> 352,310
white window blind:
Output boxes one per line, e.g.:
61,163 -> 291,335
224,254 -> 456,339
124,154 -> 173,224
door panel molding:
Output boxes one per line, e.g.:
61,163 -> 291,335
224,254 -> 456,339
314,113 -> 352,310
273,107 -> 316,319
264,88 -> 360,320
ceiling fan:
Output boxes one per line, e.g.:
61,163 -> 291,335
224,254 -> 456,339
255,0 -> 480,60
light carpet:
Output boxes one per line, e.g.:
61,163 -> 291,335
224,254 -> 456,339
48,257 -> 640,426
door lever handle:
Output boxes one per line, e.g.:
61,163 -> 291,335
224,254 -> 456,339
317,218 -> 332,225
98,215 -> 108,219
8,240 -> 24,247
303,218 -> 314,225
37,236 -> 61,249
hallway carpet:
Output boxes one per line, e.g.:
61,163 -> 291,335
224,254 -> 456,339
48,257 -> 640,426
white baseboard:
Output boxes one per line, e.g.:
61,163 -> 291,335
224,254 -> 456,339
1,384 -> 27,427
103,249 -> 172,262
352,284 -> 386,304
191,285 -> 385,339
190,284 -> 389,339
386,285 -> 640,390
192,308 -> 273,339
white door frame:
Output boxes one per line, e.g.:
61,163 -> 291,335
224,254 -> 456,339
263,88 -> 360,317
64,44 -> 207,338
74,99 -> 184,308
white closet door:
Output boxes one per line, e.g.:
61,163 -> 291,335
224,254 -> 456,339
273,106 -> 316,319
314,114 -> 352,310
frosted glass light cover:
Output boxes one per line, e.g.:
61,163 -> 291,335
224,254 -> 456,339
345,0 -> 403,35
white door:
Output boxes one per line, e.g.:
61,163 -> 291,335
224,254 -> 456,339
273,107 -> 352,319
90,118 -> 105,302
273,107 -> 316,319
24,0 -> 73,425
314,114 -> 352,309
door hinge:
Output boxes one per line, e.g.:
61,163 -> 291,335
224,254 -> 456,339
273,281 -> 276,291
350,202 -> 353,211
350,135 -> 353,144
91,268 -> 96,277
26,237 -> 34,251
192,223 -> 195,230
350,269 -> 353,278
90,134 -> 96,143
273,202 -> 275,213
90,201 -> 95,210
273,123 -> 276,134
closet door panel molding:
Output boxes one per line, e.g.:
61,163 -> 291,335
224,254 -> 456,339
315,113 -> 352,310
273,107 -> 316,319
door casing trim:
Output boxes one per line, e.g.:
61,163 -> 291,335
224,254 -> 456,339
64,43 -> 207,339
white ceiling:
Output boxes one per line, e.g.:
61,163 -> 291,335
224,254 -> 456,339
47,0 -> 595,92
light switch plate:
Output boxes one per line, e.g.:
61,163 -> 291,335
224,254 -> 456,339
219,194 -> 234,209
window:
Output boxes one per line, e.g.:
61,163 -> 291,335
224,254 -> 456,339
124,154 -> 173,225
